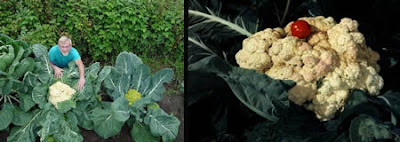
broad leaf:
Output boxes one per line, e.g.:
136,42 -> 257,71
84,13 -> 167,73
53,120 -> 83,142
32,44 -> 49,63
131,97 -> 153,111
90,102 -> 127,139
85,62 -> 100,80
130,64 -> 150,91
7,46 -> 24,75
32,84 -> 49,109
326,90 -> 384,131
189,55 -> 295,122
12,57 -> 35,79
23,72 -> 38,88
349,115 -> 394,142
73,109 -> 94,130
103,68 -> 130,100
373,91 -> 400,125
244,121 -> 275,142
36,62 -> 53,84
62,62 -> 79,81
189,0 -> 255,37
90,107 -> 125,138
2,78 -> 13,95
142,68 -> 174,101
18,93 -> 35,112
7,109 -> 42,142
76,77 -> 94,101
222,67 -> 295,122
111,97 -> 131,122
37,108 -> 63,142
115,51 -> 143,75
12,109 -> 33,126
56,99 -> 76,113
144,109 -> 180,142
0,103 -> 14,130
66,111 -> 79,131
37,109 -> 83,142
95,65 -> 112,94
31,45 -> 53,84
131,121 -> 160,142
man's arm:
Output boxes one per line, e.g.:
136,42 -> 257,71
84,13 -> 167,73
75,59 -> 85,90
49,61 -> 63,78
49,61 -> 57,70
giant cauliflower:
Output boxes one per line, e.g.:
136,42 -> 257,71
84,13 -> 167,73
235,16 -> 384,121
48,81 -> 76,109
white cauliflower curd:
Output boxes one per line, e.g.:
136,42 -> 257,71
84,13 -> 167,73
48,81 -> 76,108
235,16 -> 384,121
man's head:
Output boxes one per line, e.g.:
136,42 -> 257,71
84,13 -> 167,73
58,36 -> 72,56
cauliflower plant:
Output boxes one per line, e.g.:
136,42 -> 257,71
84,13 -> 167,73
235,16 -> 384,121
147,103 -> 160,110
125,89 -> 142,106
48,81 -> 76,109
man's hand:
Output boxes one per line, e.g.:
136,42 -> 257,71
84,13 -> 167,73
77,78 -> 85,91
75,59 -> 85,91
54,66 -> 64,78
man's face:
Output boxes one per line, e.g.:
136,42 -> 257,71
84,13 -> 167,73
58,41 -> 71,55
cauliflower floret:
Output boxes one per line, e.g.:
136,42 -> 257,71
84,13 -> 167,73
269,36 -> 303,64
235,28 -> 285,72
235,51 -> 272,72
125,89 -> 142,106
49,81 -> 76,109
288,80 -> 317,105
308,62 -> 384,120
235,16 -> 384,121
284,16 -> 337,33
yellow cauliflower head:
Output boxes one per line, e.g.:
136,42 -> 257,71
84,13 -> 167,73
125,89 -> 142,106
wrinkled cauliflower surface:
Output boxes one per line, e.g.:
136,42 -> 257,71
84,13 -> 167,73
125,89 -> 142,106
235,16 -> 384,121
49,81 -> 76,108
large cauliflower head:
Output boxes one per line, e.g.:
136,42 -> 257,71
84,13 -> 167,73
235,16 -> 384,121
49,81 -> 76,109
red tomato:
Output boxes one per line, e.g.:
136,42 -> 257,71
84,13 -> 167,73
291,20 -> 311,39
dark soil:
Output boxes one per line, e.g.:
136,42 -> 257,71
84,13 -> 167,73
0,131 -> 7,142
158,93 -> 185,142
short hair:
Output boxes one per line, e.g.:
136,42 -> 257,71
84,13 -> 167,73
58,36 -> 72,45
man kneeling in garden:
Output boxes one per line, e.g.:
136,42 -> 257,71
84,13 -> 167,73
49,36 -> 85,90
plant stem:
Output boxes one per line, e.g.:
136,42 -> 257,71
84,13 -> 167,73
189,10 -> 252,37
188,37 -> 217,55
280,0 -> 291,26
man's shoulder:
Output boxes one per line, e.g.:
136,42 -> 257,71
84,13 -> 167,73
49,45 -> 59,54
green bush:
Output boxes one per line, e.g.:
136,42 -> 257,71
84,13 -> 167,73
0,0 -> 183,84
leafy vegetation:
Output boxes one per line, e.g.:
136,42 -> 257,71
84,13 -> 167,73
188,0 -> 400,141
0,0 -> 184,91
0,35 -> 180,141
